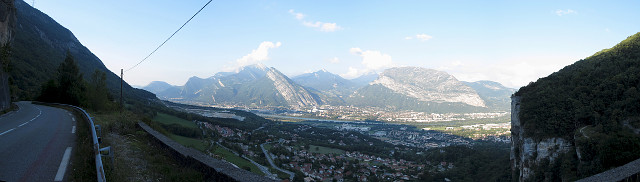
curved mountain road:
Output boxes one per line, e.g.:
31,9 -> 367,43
260,142 -> 294,181
0,101 -> 77,181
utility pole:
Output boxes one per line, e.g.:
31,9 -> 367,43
120,69 -> 123,110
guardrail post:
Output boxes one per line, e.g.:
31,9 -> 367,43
95,124 -> 102,137
100,146 -> 114,171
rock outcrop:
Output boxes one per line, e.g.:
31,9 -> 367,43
265,68 -> 319,107
153,64 -> 321,108
511,96 -> 573,181
0,0 -> 16,111
370,67 -> 486,107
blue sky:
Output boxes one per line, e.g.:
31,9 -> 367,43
33,0 -> 640,88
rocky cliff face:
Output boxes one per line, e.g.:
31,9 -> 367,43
265,68 -> 319,107
153,64 -> 321,108
511,96 -> 573,181
0,0 -> 16,111
371,67 -> 486,107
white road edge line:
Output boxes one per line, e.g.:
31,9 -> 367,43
72,117 -> 75,122
54,147 -> 72,181
18,122 -> 28,127
29,106 -> 42,122
71,126 -> 76,134
0,105 -> 42,137
0,128 -> 15,136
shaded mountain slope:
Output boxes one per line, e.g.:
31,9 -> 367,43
511,32 -> 640,181
9,0 -> 156,102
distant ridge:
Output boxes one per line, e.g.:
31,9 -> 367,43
147,65 -> 515,113
346,67 -> 489,113
150,64 -> 322,108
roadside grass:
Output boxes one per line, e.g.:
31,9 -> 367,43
167,133 -> 207,151
91,111 -> 205,181
68,108 -> 96,181
212,146 -> 265,175
309,144 -> 345,155
151,112 -> 208,151
153,112 -> 198,129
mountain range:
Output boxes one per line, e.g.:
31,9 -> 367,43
145,65 -> 515,113
151,64 -> 323,108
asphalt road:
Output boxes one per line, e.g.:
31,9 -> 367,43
0,101 -> 77,182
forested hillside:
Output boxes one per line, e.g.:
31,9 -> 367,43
513,32 -> 640,180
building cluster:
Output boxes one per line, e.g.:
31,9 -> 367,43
459,122 -> 511,130
281,147 -> 423,181
335,124 -> 371,132
272,104 -> 511,124
378,130 -> 472,148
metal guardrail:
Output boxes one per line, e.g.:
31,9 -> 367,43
34,102 -> 108,182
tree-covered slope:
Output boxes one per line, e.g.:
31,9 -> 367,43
514,32 -> 640,139
514,32 -> 640,179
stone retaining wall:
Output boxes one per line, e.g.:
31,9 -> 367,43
137,122 -> 277,182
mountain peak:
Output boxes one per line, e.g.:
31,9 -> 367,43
292,69 -> 357,98
243,63 -> 269,71
369,67 -> 486,107
142,81 -> 174,94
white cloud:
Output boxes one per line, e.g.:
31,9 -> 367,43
340,67 -> 361,78
288,9 -> 305,20
451,61 -> 464,67
439,55 -> 579,88
555,9 -> 577,16
328,57 -> 340,63
349,48 -> 363,55
289,9 -> 342,32
343,48 -> 394,78
225,41 -> 281,71
415,34 -> 433,41
302,21 -> 342,32
405,33 -> 433,41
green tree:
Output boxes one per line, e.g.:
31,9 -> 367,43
57,52 -> 85,106
87,69 -> 114,111
37,52 -> 86,106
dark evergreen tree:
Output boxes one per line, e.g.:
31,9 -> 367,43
37,52 -> 86,106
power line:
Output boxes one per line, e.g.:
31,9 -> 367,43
125,0 -> 213,72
